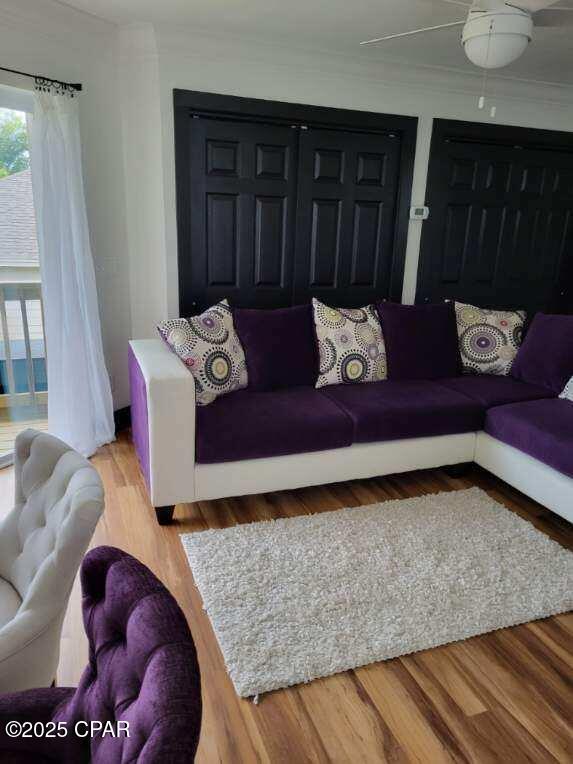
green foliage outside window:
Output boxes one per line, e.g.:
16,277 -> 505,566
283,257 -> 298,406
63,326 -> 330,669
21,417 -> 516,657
0,108 -> 29,178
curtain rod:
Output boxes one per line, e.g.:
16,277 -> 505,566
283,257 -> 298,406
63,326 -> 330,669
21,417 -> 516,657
0,65 -> 82,92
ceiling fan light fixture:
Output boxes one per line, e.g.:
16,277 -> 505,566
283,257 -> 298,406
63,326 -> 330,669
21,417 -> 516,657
464,32 -> 530,67
462,10 -> 533,68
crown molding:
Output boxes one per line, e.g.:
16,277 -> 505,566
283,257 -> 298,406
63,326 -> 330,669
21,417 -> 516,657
155,24 -> 573,109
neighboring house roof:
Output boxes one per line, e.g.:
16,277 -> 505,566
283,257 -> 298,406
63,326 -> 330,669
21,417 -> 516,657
0,168 -> 39,266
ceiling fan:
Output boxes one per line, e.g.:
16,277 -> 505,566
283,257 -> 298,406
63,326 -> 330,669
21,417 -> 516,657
361,0 -> 573,69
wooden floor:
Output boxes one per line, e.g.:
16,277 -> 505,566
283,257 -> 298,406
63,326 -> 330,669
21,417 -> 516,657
1,431 -> 572,762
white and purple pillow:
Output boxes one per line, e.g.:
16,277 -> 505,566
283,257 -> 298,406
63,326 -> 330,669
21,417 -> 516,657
454,301 -> 526,376
560,376 -> 573,403
312,298 -> 387,388
158,300 -> 247,405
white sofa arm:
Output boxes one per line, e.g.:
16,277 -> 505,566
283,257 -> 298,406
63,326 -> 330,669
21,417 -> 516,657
129,339 -> 196,510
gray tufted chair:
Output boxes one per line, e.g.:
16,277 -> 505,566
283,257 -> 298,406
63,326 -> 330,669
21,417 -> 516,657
0,429 -> 104,692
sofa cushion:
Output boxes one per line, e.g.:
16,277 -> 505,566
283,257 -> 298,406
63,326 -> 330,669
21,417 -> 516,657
157,300 -> 247,406
321,381 -> 482,443
376,301 -> 460,380
436,375 -> 554,408
485,399 -> 573,478
233,304 -> 317,391
312,298 -> 387,388
195,387 -> 353,463
511,313 -> 573,394
454,301 -> 526,376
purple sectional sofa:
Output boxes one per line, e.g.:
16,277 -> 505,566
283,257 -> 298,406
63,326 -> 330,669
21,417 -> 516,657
129,309 -> 573,525
0,546 -> 202,763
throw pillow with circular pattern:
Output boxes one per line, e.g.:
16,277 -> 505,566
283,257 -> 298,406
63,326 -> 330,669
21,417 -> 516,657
312,298 -> 387,388
157,300 -> 248,405
454,301 -> 526,376
560,376 -> 573,403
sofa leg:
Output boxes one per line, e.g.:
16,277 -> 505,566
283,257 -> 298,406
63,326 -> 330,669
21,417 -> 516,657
444,462 -> 472,479
155,506 -> 175,525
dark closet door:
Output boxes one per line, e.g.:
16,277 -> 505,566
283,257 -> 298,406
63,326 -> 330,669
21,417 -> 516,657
417,120 -> 573,315
525,148 -> 573,315
294,128 -> 403,306
180,117 -> 298,314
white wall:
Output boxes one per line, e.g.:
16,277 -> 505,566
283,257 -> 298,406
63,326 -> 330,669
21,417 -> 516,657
0,0 -> 132,408
118,23 -> 169,342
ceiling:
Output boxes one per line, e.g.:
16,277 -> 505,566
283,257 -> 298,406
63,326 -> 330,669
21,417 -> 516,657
57,0 -> 573,85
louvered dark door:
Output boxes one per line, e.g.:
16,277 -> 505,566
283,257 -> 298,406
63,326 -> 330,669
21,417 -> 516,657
294,128 -> 403,306
180,117 -> 298,314
417,120 -> 573,315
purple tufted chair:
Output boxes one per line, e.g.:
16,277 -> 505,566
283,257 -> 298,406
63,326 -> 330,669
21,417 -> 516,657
0,546 -> 202,763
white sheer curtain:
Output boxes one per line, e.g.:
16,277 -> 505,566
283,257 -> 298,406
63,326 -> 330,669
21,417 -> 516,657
29,90 -> 114,457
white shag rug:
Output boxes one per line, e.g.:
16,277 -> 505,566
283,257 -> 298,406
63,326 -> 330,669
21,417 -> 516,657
181,487 -> 573,697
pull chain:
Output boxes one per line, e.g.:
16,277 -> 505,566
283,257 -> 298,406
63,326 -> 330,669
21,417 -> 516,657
478,18 -> 496,118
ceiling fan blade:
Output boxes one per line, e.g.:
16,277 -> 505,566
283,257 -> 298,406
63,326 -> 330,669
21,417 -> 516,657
533,6 -> 573,23
360,20 -> 466,45
473,0 -> 507,9
508,0 -> 562,11
439,0 -> 501,7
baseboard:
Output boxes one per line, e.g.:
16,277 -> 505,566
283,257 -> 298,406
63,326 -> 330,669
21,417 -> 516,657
114,406 -> 131,432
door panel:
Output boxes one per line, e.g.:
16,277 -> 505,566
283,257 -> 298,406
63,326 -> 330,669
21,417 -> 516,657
182,118 -> 298,313
294,129 -> 402,306
309,198 -> 342,287
351,201 -> 383,286
417,120 -> 573,315
254,196 -> 287,285
206,193 -> 238,286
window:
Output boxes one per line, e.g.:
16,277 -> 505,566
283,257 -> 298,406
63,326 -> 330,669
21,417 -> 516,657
0,105 -> 47,465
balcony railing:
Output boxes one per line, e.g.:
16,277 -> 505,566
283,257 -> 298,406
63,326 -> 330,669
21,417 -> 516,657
0,282 -> 47,406
0,281 -> 47,461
